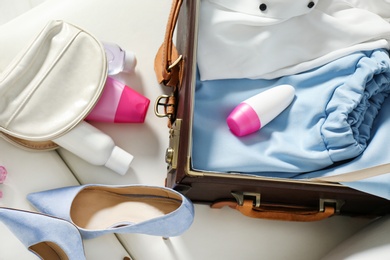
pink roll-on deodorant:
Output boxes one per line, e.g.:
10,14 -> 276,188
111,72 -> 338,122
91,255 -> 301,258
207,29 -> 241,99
86,77 -> 150,123
227,85 -> 295,137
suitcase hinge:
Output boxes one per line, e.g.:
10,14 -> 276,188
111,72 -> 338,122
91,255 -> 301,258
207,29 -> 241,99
165,119 -> 182,169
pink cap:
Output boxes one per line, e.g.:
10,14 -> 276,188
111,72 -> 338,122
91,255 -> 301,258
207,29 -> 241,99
226,103 -> 261,136
87,77 -> 150,123
115,86 -> 150,123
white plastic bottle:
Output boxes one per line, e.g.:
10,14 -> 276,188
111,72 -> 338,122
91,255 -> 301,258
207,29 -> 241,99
103,42 -> 137,75
53,121 -> 133,175
226,85 -> 295,137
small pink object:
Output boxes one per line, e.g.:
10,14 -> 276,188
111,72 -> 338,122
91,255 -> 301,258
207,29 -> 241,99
0,166 -> 7,184
227,103 -> 261,137
86,77 -> 150,123
227,85 -> 295,137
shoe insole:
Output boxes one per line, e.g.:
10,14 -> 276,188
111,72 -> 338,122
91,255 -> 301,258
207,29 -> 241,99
70,189 -> 181,230
30,241 -> 69,260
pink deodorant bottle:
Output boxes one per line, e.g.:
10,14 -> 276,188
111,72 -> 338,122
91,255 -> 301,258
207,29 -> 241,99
86,77 -> 150,123
103,42 -> 137,75
227,84 -> 295,137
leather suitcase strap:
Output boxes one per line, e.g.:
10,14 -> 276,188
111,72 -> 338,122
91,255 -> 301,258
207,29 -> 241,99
154,0 -> 183,89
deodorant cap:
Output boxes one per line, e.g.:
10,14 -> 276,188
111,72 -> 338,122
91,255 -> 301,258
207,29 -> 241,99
105,146 -> 134,175
226,103 -> 261,137
114,85 -> 150,123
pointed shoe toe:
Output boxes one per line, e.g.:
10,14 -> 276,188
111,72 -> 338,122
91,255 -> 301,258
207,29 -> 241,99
27,184 -> 194,239
0,207 -> 86,260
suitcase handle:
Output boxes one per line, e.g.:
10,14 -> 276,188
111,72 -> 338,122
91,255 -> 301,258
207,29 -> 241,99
154,0 -> 183,88
211,200 -> 335,222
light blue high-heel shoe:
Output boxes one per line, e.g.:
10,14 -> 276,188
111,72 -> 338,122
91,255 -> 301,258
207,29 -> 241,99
27,184 -> 194,239
0,207 -> 86,260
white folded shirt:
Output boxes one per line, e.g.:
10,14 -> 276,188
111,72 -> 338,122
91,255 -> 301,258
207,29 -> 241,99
197,0 -> 390,80
345,0 -> 390,21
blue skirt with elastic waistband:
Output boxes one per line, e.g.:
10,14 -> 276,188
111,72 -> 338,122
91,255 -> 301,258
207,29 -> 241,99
192,49 -> 390,179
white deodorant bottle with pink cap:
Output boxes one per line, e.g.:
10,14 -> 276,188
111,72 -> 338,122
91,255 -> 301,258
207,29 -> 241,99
227,84 -> 295,137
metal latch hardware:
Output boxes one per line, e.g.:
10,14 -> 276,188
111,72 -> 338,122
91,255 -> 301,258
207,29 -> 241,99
168,55 -> 183,71
154,94 -> 175,119
232,192 -> 345,214
232,191 -> 261,208
320,199 -> 345,214
165,119 -> 181,169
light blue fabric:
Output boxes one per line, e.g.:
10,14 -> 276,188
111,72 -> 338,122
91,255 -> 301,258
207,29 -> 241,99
192,50 -> 390,181
297,95 -> 390,199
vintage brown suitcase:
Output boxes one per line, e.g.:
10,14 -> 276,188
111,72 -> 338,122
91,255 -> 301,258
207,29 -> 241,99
154,0 -> 390,221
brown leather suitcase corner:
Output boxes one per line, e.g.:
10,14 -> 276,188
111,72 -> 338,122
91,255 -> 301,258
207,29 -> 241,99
154,0 -> 390,221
